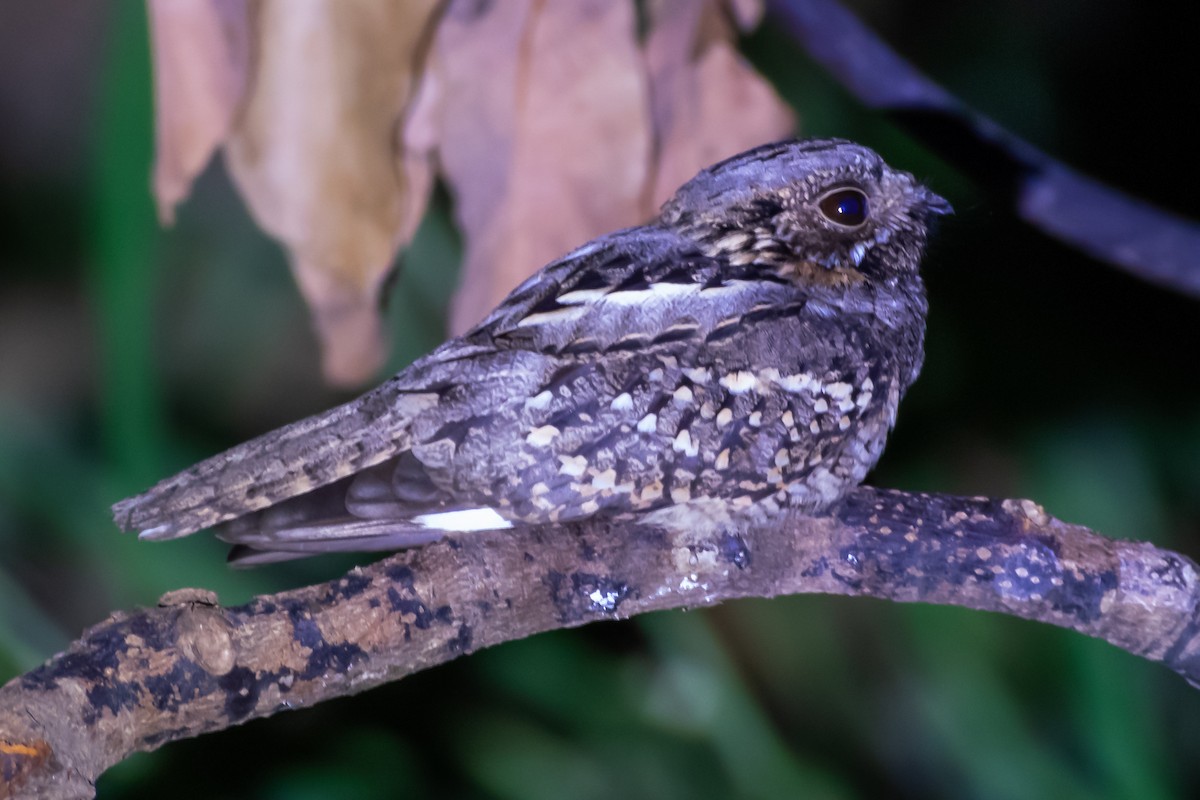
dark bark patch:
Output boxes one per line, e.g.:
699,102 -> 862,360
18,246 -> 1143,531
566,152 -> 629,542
144,660 -> 211,713
23,627 -> 124,690
21,626 -> 148,723
1052,566 -> 1118,624
720,532 -> 751,569
218,666 -> 259,722
447,624 -> 473,655
329,572 -> 372,601
801,556 -> 830,578
387,588 -> 434,641
285,600 -> 366,679
385,564 -> 417,590
83,680 -> 141,725
1152,555 -> 1193,591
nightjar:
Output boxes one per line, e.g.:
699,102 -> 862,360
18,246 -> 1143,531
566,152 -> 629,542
113,139 -> 950,565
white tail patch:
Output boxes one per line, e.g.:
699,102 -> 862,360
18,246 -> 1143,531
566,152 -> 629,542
413,508 -> 513,532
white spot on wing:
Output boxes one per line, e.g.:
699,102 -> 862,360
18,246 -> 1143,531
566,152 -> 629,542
826,382 -> 854,400
714,232 -> 751,251
776,373 -> 814,393
673,429 -> 697,456
526,425 -> 560,447
720,371 -> 758,394
414,508 -> 513,532
592,469 -> 616,490
558,455 -> 587,477
610,392 -> 634,411
525,390 -> 553,410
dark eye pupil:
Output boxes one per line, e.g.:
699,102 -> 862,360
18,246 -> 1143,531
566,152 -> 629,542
819,189 -> 868,226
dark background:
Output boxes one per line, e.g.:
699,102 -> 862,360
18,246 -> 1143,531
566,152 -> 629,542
2,2 -> 1198,798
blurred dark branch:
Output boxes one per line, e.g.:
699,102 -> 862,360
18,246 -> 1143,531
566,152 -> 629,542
3,486 -> 1200,799
767,0 -> 1200,299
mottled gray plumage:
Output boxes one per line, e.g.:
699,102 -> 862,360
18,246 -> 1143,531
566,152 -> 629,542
112,139 -> 950,565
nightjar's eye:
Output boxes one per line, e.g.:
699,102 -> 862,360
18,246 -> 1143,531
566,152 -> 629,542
817,188 -> 869,228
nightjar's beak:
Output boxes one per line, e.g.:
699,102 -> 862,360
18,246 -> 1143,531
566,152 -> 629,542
921,187 -> 954,216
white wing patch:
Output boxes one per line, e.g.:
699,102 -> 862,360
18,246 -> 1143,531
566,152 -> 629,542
413,507 -> 514,532
556,287 -> 611,305
601,282 -> 700,306
517,306 -> 588,328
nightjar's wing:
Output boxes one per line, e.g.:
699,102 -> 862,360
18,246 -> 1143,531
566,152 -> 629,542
221,243 -> 898,564
110,226 -> 698,544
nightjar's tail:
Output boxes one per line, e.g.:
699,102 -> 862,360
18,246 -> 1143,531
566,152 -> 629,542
222,519 -> 451,567
111,385 -> 440,541
207,462 -> 493,566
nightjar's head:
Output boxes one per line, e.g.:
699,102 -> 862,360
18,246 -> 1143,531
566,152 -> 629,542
660,138 -> 951,284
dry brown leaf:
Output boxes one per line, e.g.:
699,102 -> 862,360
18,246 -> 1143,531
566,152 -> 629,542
223,0 -> 439,386
726,0 -> 765,30
430,0 -> 653,334
644,0 -> 795,209
396,55 -> 440,251
147,0 -> 250,224
147,0 -> 796,388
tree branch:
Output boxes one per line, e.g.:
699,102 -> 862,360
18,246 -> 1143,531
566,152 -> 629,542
4,486 -> 1200,799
